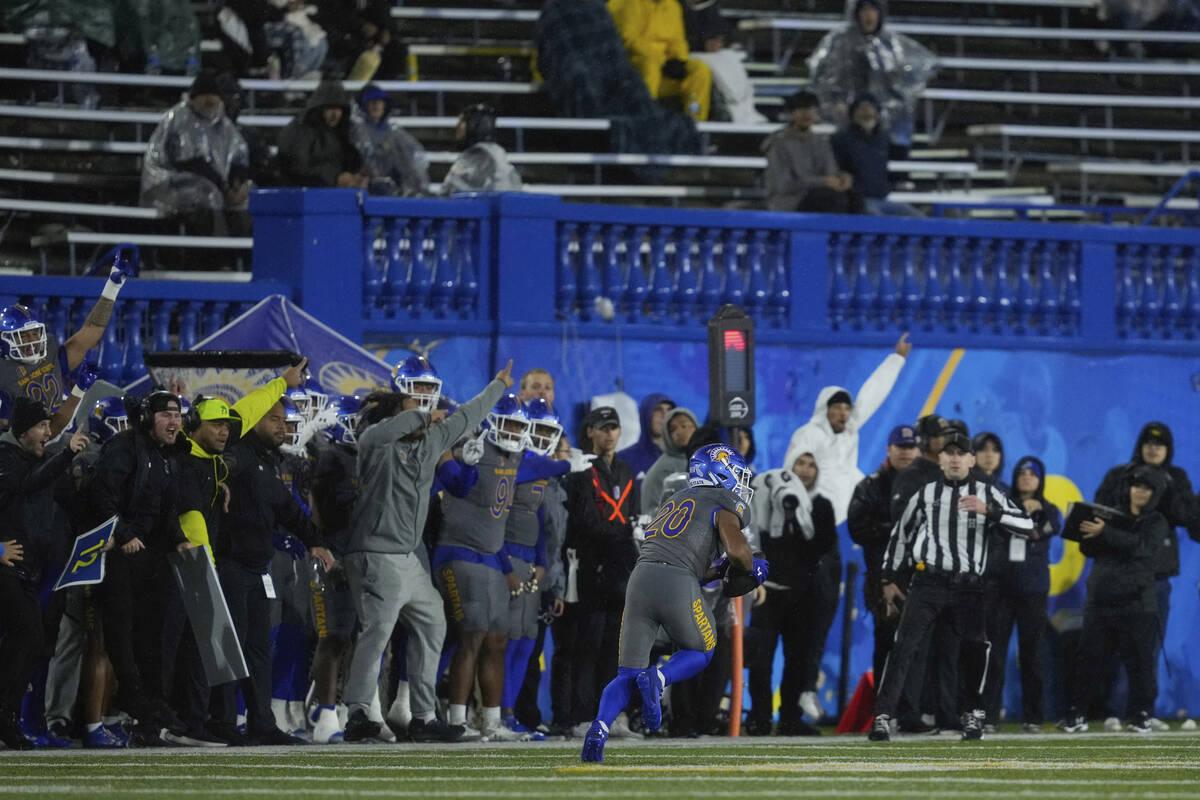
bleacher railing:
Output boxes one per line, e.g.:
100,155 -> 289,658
6,189 -> 1200,388
251,190 -> 1200,353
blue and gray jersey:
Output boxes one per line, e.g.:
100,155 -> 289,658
638,485 -> 751,582
505,478 -> 547,549
438,440 -> 521,555
0,332 -> 67,416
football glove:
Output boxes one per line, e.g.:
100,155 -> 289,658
461,434 -> 485,466
567,448 -> 597,473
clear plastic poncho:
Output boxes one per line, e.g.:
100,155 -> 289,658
806,0 -> 936,145
140,99 -> 250,215
438,142 -> 523,197
350,113 -> 431,197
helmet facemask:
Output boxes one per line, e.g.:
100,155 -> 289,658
1,321 -> 47,363
486,411 -> 530,453
526,419 -> 562,456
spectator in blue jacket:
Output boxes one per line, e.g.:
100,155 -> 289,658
982,455 -> 1060,732
830,94 -> 918,217
617,392 -> 675,487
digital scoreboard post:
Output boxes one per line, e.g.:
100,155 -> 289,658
707,304 -> 755,427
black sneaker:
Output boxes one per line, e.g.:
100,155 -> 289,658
407,718 -> 464,743
163,727 -> 228,747
249,727 -> 308,746
961,710 -> 985,741
1057,715 -> 1088,733
867,714 -> 891,742
205,721 -> 249,746
1125,712 -> 1152,734
344,709 -> 382,742
0,713 -> 33,751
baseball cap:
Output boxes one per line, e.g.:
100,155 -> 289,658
887,424 -> 918,447
915,414 -> 946,440
942,431 -> 973,454
195,396 -> 236,423
585,406 -> 620,430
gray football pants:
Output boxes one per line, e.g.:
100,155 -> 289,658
343,551 -> 446,717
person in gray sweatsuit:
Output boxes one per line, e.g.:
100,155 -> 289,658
340,360 -> 514,742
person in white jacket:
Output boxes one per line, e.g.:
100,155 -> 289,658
782,333 -> 911,525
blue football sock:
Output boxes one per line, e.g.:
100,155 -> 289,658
596,667 -> 640,727
501,638 -> 535,709
660,649 -> 714,687
270,622 -> 310,700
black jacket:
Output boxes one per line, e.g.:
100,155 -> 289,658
219,431 -> 322,572
86,427 -> 189,553
848,460 -> 898,582
1095,421 -> 1199,578
889,455 -> 942,522
831,121 -> 891,199
0,434 -> 74,584
311,443 -> 358,556
763,493 -> 837,590
1082,471 -> 1165,614
987,456 -> 1061,595
563,453 -> 638,611
277,81 -> 363,187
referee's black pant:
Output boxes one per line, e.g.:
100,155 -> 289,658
875,570 -> 990,718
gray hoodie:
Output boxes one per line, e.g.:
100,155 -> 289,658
345,378 -> 507,557
640,406 -> 699,515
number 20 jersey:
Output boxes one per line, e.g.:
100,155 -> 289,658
438,440 -> 520,556
638,485 -> 751,582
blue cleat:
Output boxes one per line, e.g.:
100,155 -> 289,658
635,667 -> 665,732
580,720 -> 609,762
502,715 -> 546,742
85,725 -> 128,749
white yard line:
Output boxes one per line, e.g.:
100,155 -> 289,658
5,788 -> 1200,799
9,774 -> 1200,785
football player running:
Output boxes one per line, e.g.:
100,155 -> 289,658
581,443 -> 769,762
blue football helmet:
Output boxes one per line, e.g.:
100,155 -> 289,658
392,355 -> 442,412
323,394 -> 361,446
88,396 -> 129,442
524,397 -> 562,456
437,394 -> 459,416
482,392 -> 530,453
688,443 -> 754,502
0,304 -> 47,364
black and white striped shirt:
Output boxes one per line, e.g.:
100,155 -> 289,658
883,478 -> 1033,578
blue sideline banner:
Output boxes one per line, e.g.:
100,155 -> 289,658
53,516 -> 117,591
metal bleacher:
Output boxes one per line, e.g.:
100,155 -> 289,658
0,0 -> 1197,273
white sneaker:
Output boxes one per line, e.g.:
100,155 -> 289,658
457,723 -> 483,742
311,707 -> 344,744
609,712 -> 641,740
481,723 -> 523,742
799,691 -> 822,720
1148,717 -> 1170,732
1104,716 -> 1122,732
271,698 -> 290,733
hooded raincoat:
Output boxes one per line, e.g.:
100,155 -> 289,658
806,0 -> 935,148
617,392 -> 675,485
640,406 -> 699,514
781,351 -> 906,524
350,85 -> 430,196
140,100 -> 249,214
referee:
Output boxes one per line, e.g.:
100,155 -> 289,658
868,430 -> 1033,742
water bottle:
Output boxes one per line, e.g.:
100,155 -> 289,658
185,45 -> 200,76
267,52 -> 282,81
145,43 -> 162,76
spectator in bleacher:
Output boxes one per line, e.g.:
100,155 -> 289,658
680,0 -> 766,125
216,72 -> 279,188
315,0 -> 406,81
351,84 -> 430,197
438,104 -> 523,196
534,0 -> 702,166
608,0 -> 713,121
763,90 -> 861,214
139,70 -> 253,238
807,0 -> 935,158
214,0 -> 275,76
831,94 -> 919,217
263,0 -> 329,79
277,79 -> 369,189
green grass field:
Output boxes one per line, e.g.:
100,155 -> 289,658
4,732 -> 1200,799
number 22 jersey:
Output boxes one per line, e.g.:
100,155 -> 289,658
638,485 -> 751,581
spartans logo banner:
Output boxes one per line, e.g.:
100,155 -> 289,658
54,516 -> 117,591
124,295 -> 392,399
